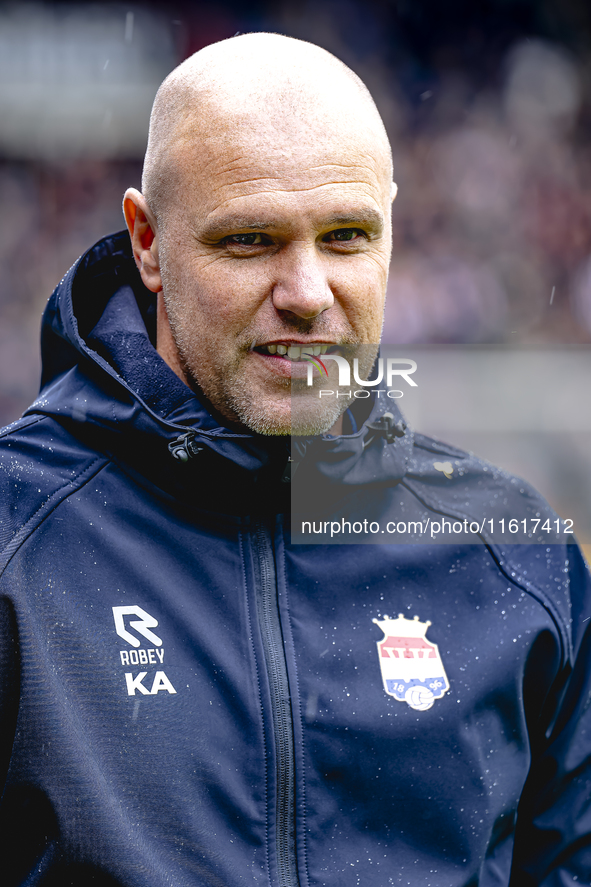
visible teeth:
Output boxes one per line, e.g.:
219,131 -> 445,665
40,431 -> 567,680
261,342 -> 334,359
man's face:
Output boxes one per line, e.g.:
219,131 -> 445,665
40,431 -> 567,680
155,114 -> 392,435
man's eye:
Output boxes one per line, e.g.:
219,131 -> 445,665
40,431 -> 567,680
325,228 -> 363,242
225,233 -> 265,246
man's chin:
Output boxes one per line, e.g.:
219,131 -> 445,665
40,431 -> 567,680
235,397 -> 348,437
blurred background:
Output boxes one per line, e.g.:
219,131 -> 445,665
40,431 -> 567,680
0,0 -> 589,549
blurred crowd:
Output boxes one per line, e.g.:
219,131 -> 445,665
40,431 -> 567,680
384,38 -> 591,345
1,0 -> 591,424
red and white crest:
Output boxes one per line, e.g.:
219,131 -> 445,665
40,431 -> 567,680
373,614 -> 449,711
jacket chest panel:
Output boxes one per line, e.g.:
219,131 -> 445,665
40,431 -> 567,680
282,542 -> 559,885
2,493 -> 273,879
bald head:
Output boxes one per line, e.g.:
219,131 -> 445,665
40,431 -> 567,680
124,32 -> 396,435
142,32 -> 393,223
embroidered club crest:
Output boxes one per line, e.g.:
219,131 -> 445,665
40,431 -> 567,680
373,614 -> 449,710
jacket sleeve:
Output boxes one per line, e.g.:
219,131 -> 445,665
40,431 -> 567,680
510,542 -> 591,886
0,596 -> 20,786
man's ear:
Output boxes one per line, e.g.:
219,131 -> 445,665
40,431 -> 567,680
123,189 -> 162,293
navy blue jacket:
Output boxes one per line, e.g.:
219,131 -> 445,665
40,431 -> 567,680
0,231 -> 590,887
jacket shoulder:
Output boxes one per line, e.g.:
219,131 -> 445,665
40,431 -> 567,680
406,430 -> 582,650
0,414 -> 108,556
407,430 -> 556,524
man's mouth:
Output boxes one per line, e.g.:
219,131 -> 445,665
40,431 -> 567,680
253,343 -> 336,361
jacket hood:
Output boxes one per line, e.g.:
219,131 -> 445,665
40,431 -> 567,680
26,231 -> 412,507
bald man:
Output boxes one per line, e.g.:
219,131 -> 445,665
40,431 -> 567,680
124,33 -> 394,437
0,32 -> 590,887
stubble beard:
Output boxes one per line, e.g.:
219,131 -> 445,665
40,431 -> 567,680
159,262 -> 359,436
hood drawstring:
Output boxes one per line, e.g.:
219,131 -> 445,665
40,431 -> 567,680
168,432 -> 203,463
169,414 -> 405,467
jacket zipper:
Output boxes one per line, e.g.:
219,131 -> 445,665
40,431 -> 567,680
253,521 -> 299,887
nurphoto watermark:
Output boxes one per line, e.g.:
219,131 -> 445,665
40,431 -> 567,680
289,345 -> 591,549
304,352 -> 418,401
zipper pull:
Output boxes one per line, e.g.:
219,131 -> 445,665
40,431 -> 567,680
281,457 -> 300,483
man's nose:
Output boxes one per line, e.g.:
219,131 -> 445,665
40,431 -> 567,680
271,246 -> 334,318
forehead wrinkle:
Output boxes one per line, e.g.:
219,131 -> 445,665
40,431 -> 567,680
204,188 -> 387,232
221,179 -> 381,193
182,142 -> 387,181
170,140 -> 388,210
198,179 -> 387,210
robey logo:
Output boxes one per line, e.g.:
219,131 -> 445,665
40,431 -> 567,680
112,605 -> 163,647
112,605 -> 176,696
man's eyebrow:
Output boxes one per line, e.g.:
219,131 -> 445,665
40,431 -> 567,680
200,219 -> 276,239
201,209 -> 384,239
322,210 -> 384,230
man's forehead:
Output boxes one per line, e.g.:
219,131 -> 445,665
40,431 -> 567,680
170,116 -> 391,201
142,34 -> 393,222
176,96 -> 385,155
174,157 -> 389,234
183,145 -> 387,187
